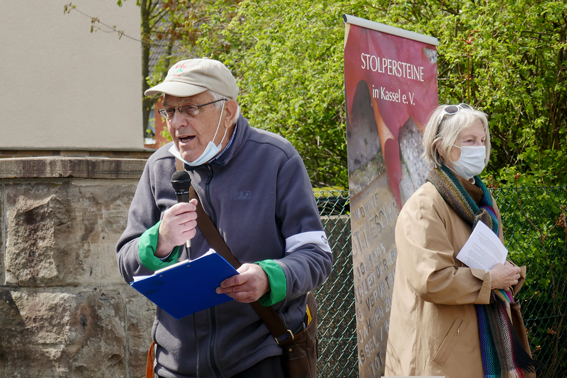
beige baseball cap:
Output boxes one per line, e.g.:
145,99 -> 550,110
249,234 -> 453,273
144,58 -> 239,100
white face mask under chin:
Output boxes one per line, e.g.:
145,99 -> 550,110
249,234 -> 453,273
170,102 -> 228,167
450,145 -> 486,179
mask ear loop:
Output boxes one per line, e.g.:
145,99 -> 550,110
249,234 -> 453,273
211,101 -> 228,148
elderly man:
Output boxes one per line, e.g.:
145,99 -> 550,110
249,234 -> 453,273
116,58 -> 332,378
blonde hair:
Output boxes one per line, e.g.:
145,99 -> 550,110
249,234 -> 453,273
422,104 -> 491,168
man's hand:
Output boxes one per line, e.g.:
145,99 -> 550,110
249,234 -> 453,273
155,199 -> 198,257
216,263 -> 270,303
490,261 -> 521,290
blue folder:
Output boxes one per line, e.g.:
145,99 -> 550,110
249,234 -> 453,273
130,250 -> 238,319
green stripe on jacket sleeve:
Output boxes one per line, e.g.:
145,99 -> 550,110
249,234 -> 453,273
256,259 -> 287,306
138,221 -> 180,271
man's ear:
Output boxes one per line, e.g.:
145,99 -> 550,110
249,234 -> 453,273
223,100 -> 238,128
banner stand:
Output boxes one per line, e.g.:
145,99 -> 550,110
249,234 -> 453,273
343,15 -> 438,377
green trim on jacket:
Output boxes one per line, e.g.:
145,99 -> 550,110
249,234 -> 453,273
138,221 -> 180,271
256,259 -> 286,306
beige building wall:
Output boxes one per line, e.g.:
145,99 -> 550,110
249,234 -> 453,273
0,0 -> 143,152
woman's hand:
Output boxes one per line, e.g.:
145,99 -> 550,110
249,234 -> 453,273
490,261 -> 521,290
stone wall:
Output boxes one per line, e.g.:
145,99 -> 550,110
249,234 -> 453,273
0,148 -> 154,160
0,158 -> 155,378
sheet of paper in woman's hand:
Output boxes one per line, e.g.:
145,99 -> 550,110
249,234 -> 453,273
457,221 -> 508,271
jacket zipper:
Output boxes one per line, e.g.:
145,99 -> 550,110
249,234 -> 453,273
209,308 -> 221,378
205,164 -> 222,378
206,164 -> 218,224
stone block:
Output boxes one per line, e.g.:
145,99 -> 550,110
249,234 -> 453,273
0,186 -> 4,285
0,157 -> 146,180
124,288 -> 157,376
0,288 -> 126,377
5,180 -> 137,287
0,157 -> 151,377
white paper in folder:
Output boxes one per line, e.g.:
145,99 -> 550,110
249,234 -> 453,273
456,221 -> 508,271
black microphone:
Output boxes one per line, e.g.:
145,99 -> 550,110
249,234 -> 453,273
171,170 -> 192,248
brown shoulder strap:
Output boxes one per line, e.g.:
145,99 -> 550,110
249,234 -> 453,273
175,158 -> 184,172
190,187 -> 242,269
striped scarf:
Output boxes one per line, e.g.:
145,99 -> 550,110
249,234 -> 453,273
427,165 -> 538,378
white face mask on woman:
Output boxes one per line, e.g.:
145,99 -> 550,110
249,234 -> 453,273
451,145 -> 486,179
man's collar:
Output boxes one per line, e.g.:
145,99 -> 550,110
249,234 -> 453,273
212,124 -> 238,162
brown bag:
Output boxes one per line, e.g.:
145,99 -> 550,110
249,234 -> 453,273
279,291 -> 318,378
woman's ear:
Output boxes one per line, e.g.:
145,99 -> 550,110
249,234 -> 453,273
435,142 -> 445,163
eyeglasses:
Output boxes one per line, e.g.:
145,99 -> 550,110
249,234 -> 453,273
158,99 -> 227,119
438,103 -> 472,127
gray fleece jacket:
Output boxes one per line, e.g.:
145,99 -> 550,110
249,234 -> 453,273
116,115 -> 332,378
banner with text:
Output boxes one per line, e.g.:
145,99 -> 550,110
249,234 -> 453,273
344,15 -> 438,377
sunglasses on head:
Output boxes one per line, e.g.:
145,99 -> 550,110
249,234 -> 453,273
437,103 -> 472,127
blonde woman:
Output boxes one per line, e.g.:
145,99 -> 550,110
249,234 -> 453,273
385,104 -> 538,378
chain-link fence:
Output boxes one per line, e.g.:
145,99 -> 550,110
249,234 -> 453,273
493,186 -> 567,378
313,186 -> 567,378
314,189 -> 358,377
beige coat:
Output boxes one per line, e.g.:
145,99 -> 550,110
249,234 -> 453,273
385,178 -> 526,378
